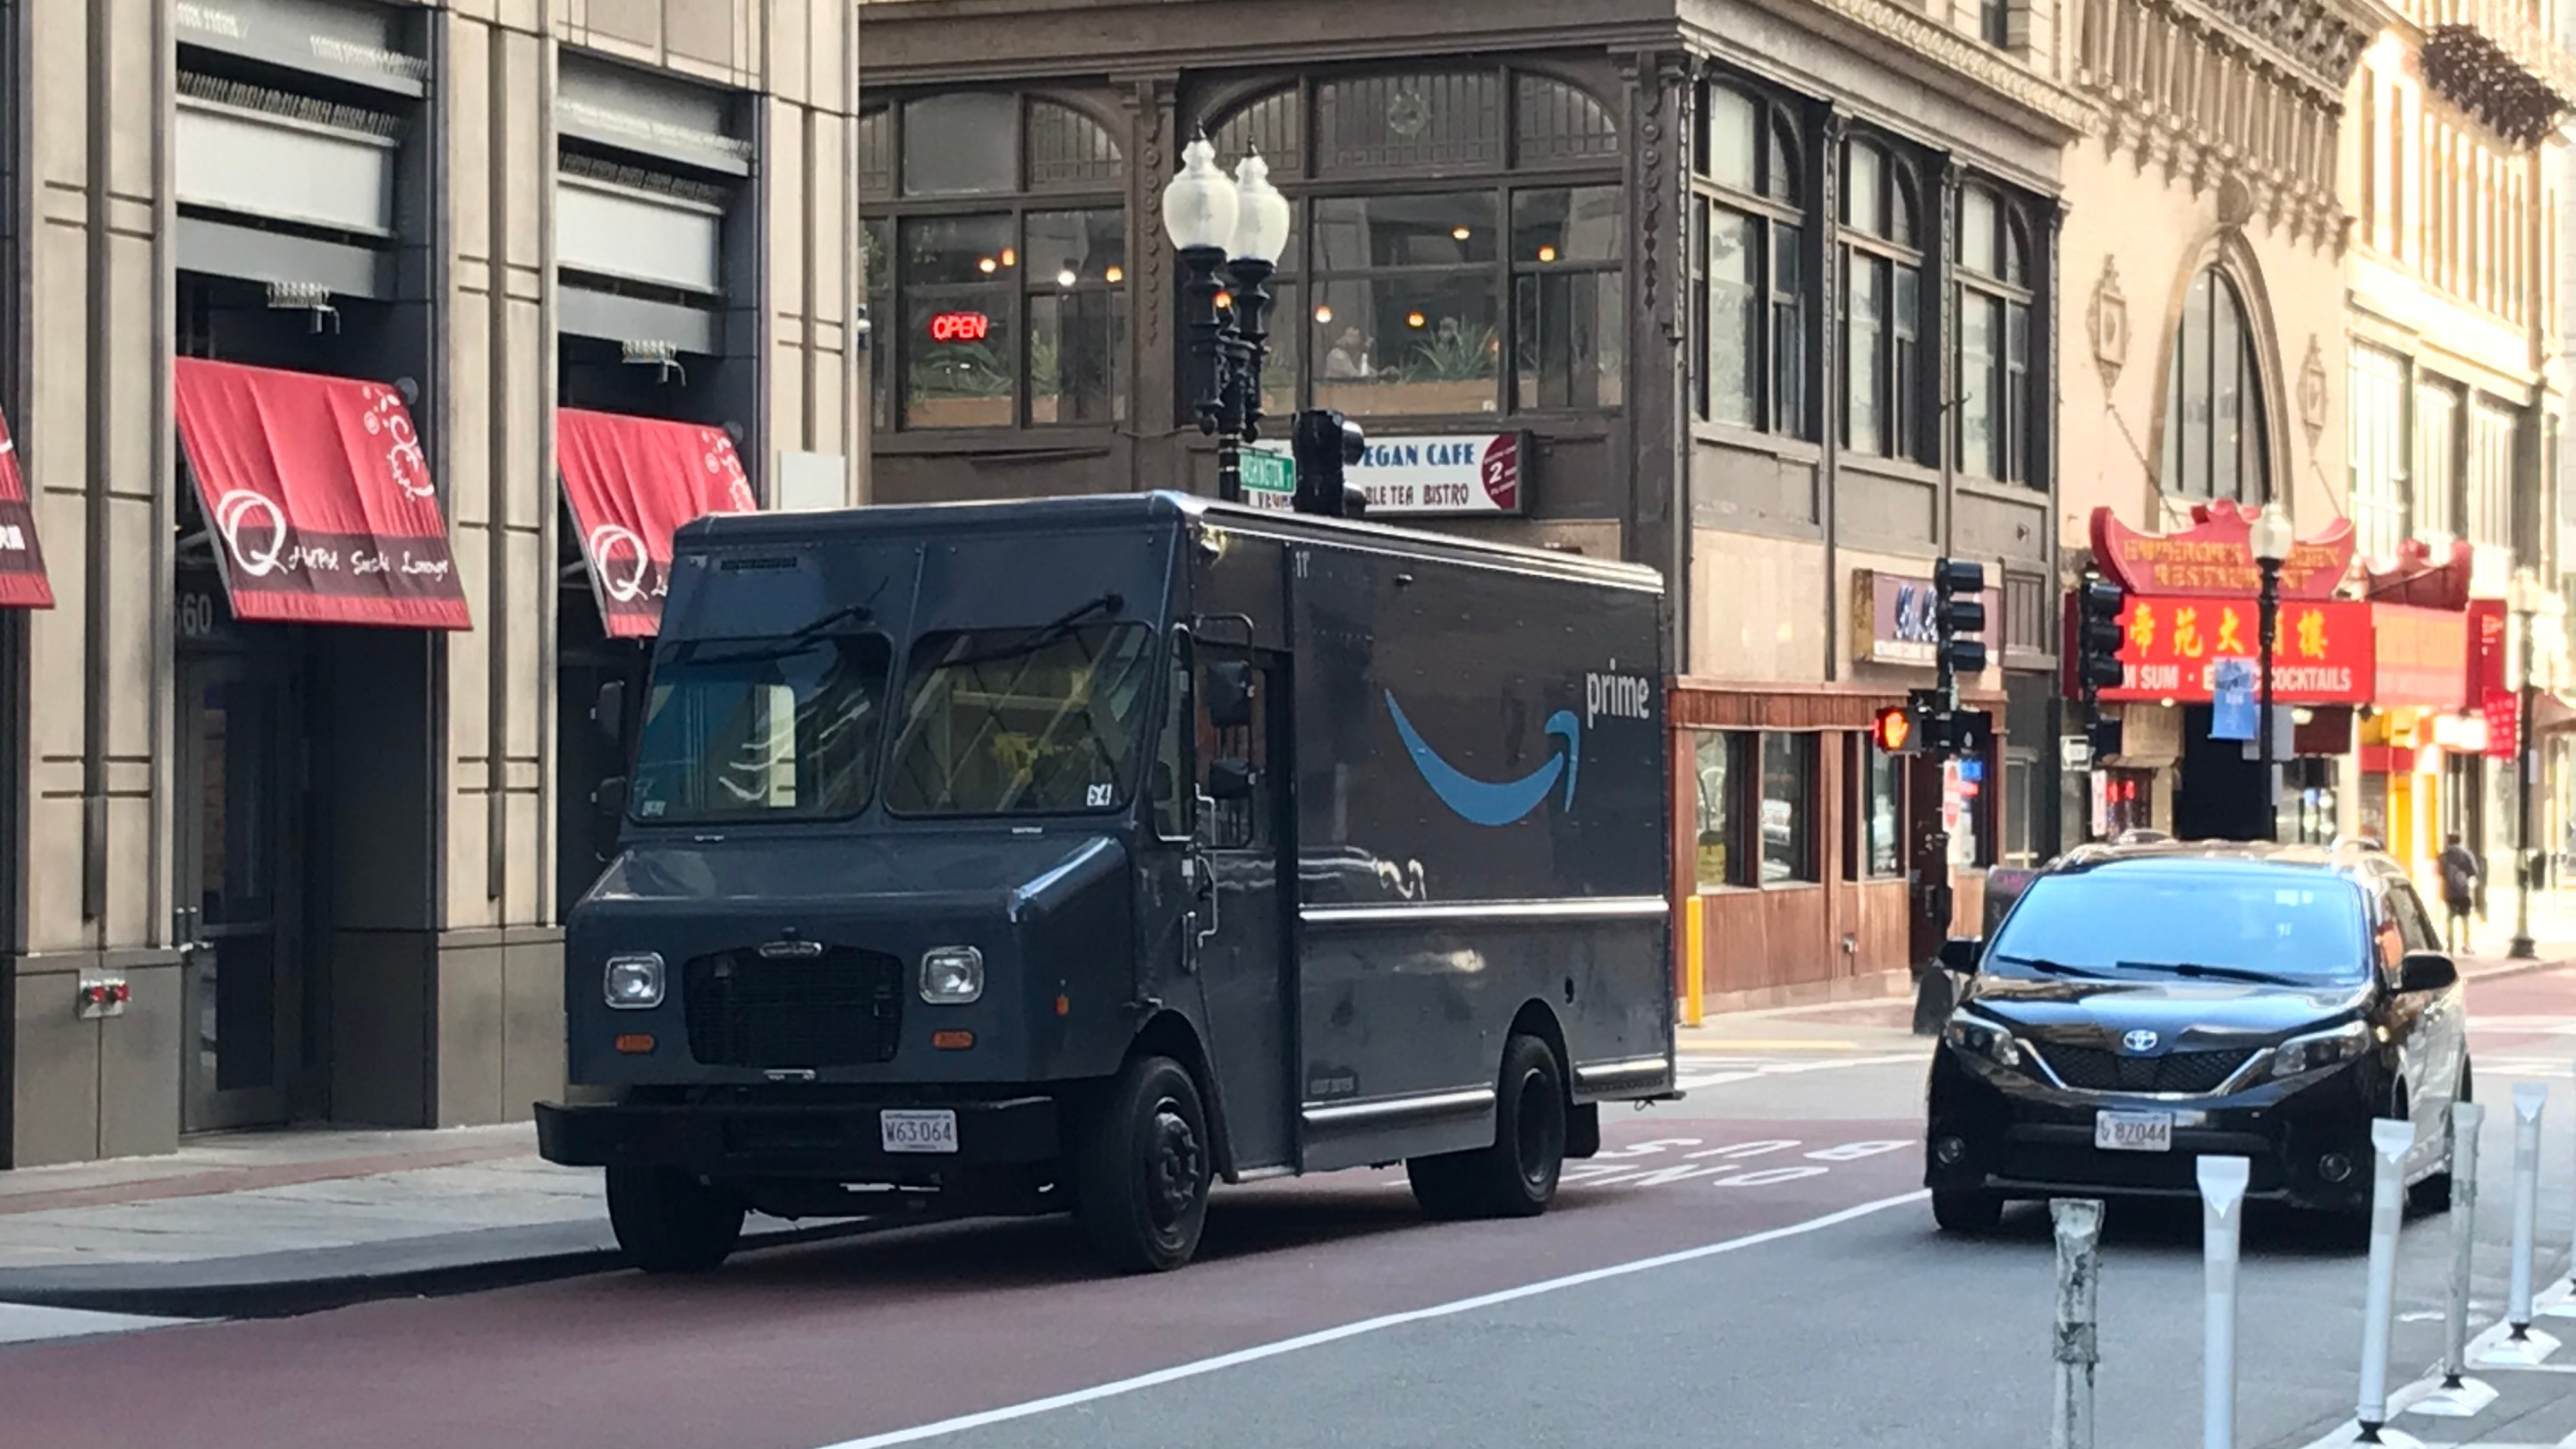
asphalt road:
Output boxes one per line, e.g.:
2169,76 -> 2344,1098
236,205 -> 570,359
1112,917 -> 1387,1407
13,971 -> 2576,1449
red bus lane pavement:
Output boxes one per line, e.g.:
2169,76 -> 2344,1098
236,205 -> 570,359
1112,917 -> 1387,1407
0,1117 -> 1926,1449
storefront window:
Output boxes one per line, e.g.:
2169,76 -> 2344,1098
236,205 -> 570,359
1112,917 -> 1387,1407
1696,80 -> 1809,436
2161,268 -> 2271,503
1693,730 -> 1750,889
1849,735 -> 1902,878
862,94 -> 1131,433
1761,732 -> 1818,883
1211,69 -> 1623,423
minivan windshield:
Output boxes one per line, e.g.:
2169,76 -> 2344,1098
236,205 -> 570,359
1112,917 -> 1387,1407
629,633 -> 892,824
885,622 -> 1157,816
1986,866 -> 2369,985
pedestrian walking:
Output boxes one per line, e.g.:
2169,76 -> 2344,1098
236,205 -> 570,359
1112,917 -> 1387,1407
2438,833 -> 2481,955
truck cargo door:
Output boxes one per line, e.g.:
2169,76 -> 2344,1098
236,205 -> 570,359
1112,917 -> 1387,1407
1190,643 -> 1298,1177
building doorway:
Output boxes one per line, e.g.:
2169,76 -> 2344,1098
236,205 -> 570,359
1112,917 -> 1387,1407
174,646 -> 303,1132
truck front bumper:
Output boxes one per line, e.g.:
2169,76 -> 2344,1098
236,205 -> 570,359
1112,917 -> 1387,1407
534,1096 -> 1063,1180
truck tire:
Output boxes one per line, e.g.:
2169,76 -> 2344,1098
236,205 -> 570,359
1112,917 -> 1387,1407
1406,1032 -> 1565,1221
606,1166 -> 744,1273
1075,1055 -> 1212,1274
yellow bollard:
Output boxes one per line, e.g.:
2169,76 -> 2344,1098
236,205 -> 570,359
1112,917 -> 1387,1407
1682,893 -> 1706,1027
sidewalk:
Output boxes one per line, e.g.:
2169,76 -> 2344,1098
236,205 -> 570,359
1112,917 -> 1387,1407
0,1123 -> 868,1321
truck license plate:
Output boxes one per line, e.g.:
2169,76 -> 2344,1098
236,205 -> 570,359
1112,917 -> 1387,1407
880,1109 -> 959,1155
2094,1110 -> 2174,1153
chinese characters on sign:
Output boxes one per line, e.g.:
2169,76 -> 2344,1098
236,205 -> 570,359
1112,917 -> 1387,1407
2095,595 -> 2373,704
2089,502 -> 2358,600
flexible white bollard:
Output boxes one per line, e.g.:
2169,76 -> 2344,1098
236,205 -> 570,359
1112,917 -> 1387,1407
2355,1117 -> 2416,1441
2512,1083 -> 2546,1340
2409,1101 -> 2498,1419
2050,1198 -> 2103,1449
2200,1155 -> 2250,1449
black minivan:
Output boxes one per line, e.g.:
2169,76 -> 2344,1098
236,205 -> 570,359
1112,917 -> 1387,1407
1925,839 -> 2470,1232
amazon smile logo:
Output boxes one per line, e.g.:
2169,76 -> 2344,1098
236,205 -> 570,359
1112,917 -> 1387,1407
1385,691 -> 1580,827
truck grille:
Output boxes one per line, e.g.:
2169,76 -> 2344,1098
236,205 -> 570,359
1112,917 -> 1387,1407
2037,1044 -> 2255,1095
682,948 -> 904,1069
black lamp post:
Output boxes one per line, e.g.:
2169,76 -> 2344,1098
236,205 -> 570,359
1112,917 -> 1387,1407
2508,567 -> 2554,960
2250,503 -> 2293,843
1162,133 -> 1291,503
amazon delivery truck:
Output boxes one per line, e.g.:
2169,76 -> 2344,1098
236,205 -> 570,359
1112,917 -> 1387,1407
534,487 -> 1676,1275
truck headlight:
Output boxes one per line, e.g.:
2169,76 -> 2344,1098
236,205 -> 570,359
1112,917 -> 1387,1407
2270,1021 -> 2372,1079
1943,1011 -> 2024,1070
920,946 -> 984,1004
603,953 -> 665,1010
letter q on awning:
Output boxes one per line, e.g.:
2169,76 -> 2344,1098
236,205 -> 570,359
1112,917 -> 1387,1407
172,358 -> 471,630
556,408 -> 758,638
0,406 -> 50,609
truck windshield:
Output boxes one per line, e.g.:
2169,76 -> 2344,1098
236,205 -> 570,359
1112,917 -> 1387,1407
885,622 -> 1157,816
629,633 -> 892,824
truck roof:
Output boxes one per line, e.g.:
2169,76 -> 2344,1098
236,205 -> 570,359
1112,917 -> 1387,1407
675,490 -> 1666,596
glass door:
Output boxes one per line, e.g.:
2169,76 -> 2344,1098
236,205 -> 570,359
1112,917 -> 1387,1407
177,653 -> 298,1132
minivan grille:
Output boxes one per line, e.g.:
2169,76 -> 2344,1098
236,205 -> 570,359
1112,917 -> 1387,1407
682,948 -> 904,1069
2038,1044 -> 2254,1094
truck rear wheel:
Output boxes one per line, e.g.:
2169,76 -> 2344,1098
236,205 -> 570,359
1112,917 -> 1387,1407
1406,1032 -> 1565,1220
606,1166 -> 745,1273
1074,1055 -> 1212,1274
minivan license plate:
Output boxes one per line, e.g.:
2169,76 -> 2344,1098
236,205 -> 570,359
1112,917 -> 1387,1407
880,1108 -> 959,1155
2095,1110 -> 2174,1153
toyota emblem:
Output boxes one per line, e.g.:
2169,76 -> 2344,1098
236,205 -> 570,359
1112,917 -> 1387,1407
2120,1029 -> 2160,1054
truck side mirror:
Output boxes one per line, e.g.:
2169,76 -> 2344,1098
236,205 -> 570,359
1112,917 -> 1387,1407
593,681 -> 625,749
592,776 -> 628,858
1206,758 -> 1255,801
1205,662 -> 1255,730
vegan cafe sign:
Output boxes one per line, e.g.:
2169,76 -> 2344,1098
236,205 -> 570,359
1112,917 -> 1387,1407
1245,433 -> 1527,516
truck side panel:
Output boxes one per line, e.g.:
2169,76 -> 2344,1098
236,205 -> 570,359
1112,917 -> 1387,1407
1284,541 -> 1670,1174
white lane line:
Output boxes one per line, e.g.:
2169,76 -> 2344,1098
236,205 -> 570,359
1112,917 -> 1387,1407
1675,1053 -> 1925,1091
803,1189 -> 1931,1449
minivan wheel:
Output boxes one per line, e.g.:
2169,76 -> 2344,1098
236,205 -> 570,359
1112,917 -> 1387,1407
1931,1189 -> 2004,1234
1074,1055 -> 1212,1274
606,1166 -> 745,1273
1407,1033 -> 1567,1220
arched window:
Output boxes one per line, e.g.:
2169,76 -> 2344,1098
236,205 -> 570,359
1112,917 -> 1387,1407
2160,268 -> 2270,503
1694,79 -> 1808,436
1956,186 -> 2039,487
1840,136 -> 1926,462
860,92 -> 1129,431
1205,67 -> 1624,420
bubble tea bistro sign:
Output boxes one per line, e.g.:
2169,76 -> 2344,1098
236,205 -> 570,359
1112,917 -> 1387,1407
1345,433 -> 1527,516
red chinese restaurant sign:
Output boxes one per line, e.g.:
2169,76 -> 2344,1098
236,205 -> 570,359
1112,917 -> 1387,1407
2091,502 -> 2358,600
2097,595 -> 2374,704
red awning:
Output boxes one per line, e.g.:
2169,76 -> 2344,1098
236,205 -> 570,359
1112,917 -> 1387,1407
556,408 -> 758,638
172,359 -> 470,630
0,405 -> 50,609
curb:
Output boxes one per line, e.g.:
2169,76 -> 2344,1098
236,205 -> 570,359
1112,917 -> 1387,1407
0,1214 -> 906,1321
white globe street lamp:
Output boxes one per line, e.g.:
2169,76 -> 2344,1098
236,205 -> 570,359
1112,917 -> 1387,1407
1162,134 -> 1292,502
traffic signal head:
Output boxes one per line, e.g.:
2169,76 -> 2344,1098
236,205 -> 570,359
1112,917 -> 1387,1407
2086,715 -> 2123,759
1932,557 -> 1987,677
2074,574 -> 2126,693
1292,410 -> 1368,517
1871,705 -> 1919,754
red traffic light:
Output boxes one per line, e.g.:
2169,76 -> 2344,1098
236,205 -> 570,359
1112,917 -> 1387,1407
1871,705 -> 1916,753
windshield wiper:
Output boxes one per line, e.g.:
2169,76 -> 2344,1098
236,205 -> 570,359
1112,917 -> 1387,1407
665,595 -> 885,667
2115,961 -> 2297,986
936,592 -> 1125,670
1989,953 -> 2108,979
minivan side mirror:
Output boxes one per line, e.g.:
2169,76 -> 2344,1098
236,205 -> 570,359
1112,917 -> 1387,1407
1206,758 -> 1255,802
1936,937 -> 1984,976
593,681 -> 626,749
1205,662 -> 1255,730
2398,951 -> 2460,993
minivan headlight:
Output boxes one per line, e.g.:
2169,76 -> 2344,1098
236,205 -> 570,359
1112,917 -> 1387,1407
1944,1011 -> 2024,1070
920,946 -> 985,1004
2270,1021 -> 2372,1079
604,953 -> 665,1009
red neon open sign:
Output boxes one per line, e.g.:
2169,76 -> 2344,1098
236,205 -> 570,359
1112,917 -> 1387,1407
928,311 -> 990,343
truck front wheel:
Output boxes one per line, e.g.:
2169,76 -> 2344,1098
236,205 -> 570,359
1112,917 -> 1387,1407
1407,1032 -> 1566,1220
1074,1055 -> 1212,1274
606,1166 -> 745,1273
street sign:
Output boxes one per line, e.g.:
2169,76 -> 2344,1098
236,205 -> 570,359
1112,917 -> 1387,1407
2061,735 -> 2093,771
1240,445 -> 1294,506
